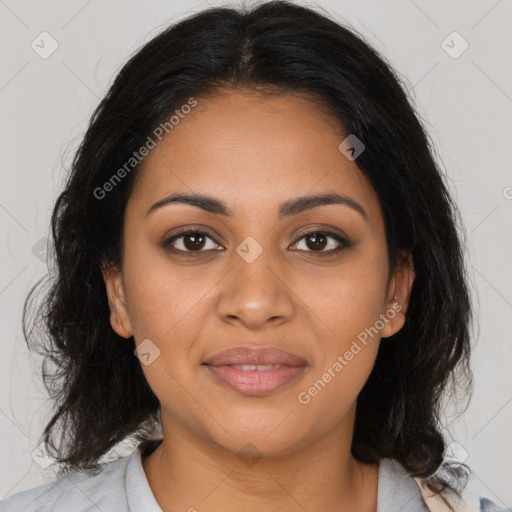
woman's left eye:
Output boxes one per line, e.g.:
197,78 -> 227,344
290,230 -> 349,254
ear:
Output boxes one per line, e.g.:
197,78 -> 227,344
100,259 -> 133,339
381,251 -> 415,338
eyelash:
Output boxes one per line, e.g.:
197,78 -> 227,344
161,228 -> 350,257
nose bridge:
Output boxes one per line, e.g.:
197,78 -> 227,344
215,234 -> 295,327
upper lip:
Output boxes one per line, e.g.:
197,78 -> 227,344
203,346 -> 307,367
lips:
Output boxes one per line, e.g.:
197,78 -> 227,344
202,346 -> 307,367
202,346 -> 307,397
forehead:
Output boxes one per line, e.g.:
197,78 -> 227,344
127,89 -> 382,225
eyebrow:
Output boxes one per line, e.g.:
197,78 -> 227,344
145,192 -> 368,221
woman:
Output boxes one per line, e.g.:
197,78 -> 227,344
0,1 -> 502,511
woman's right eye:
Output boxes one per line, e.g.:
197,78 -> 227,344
162,230 -> 223,255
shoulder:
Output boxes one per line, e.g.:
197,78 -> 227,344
378,458 -> 430,511
413,467 -> 510,512
0,451 -> 134,512
379,457 -> 509,512
478,498 -> 512,512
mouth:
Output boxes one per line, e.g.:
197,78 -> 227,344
201,345 -> 308,397
202,364 -> 307,397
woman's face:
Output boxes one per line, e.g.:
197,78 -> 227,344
103,89 -> 413,458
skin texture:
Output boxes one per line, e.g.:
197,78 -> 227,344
102,89 -> 415,512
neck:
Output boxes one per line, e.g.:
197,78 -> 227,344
141,411 -> 379,512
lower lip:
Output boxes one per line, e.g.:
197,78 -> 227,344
203,364 -> 307,397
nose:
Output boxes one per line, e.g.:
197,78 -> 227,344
215,248 -> 295,330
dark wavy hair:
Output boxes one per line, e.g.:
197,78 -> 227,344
23,0 -> 473,503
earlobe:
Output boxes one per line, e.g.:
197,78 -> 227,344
381,252 -> 415,339
100,261 -> 133,339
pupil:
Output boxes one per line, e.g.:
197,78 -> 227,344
184,232 -> 205,250
306,232 -> 327,251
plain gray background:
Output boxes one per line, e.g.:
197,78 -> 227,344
1,0 -> 511,507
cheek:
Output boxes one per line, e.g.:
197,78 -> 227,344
121,251 -> 212,410
290,247 -> 387,403
294,340 -> 378,437
295,263 -> 385,422
121,241 -> 208,340
293,251 -> 388,342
